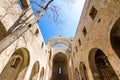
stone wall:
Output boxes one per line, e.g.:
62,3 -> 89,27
0,0 -> 120,80
72,0 -> 120,80
0,0 -> 47,80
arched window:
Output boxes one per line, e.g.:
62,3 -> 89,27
40,67 -> 44,80
11,58 -> 21,68
89,48 -> 118,80
0,48 -> 30,80
110,17 -> 120,59
79,62 -> 88,80
74,68 -> 80,80
30,61 -> 40,80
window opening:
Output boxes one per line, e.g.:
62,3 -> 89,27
82,27 -> 87,36
89,6 -> 98,20
58,67 -> 62,74
11,58 -> 20,68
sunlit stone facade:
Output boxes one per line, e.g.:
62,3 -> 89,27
0,0 -> 120,80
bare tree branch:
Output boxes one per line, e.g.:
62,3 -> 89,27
30,0 -> 43,9
7,0 -> 72,34
0,0 -> 74,53
7,6 -> 32,34
49,7 -> 58,22
44,0 -> 54,10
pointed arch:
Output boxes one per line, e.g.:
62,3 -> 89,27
110,17 -> 120,58
50,53 -> 69,80
0,48 -> 30,80
47,35 -> 72,50
79,62 -> 88,80
39,67 -> 44,80
89,48 -> 118,80
74,68 -> 80,80
30,61 -> 40,80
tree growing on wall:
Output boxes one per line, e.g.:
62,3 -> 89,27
0,0 -> 73,53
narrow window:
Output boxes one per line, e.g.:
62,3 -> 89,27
78,39 -> 81,46
35,28 -> 39,35
75,46 -> 78,52
11,58 -> 20,68
73,52 -> 75,57
49,49 -> 52,60
41,42 -> 44,48
58,67 -> 62,74
18,0 -> 29,10
89,6 -> 98,20
82,27 -> 87,36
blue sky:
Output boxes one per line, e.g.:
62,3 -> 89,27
30,0 -> 85,43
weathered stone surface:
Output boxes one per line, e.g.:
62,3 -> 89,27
0,0 -> 120,80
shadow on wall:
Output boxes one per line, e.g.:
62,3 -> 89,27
0,21 -> 7,41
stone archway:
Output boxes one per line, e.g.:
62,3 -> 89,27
0,21 -> 7,41
110,17 -> 120,58
50,53 -> 69,80
47,35 -> 72,50
74,68 -> 80,80
0,48 -> 30,80
30,61 -> 40,80
89,48 -> 118,80
79,62 -> 88,80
